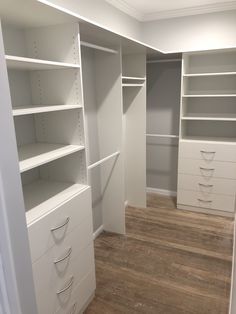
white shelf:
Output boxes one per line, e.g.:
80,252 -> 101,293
184,72 -> 236,77
24,180 -> 88,225
13,104 -> 82,116
81,41 -> 118,54
122,83 -> 144,87
181,136 -> 236,144
183,94 -> 236,98
146,134 -> 179,138
19,143 -> 84,173
122,76 -> 146,81
182,113 -> 236,121
5,55 -> 80,71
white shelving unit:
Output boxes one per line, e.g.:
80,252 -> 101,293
122,53 -> 147,208
13,104 -> 82,116
178,49 -> 236,215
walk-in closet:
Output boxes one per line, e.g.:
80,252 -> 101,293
1,1 -> 236,314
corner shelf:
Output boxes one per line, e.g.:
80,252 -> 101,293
25,180 -> 88,225
5,55 -> 80,71
19,143 -> 84,173
13,104 -> 82,116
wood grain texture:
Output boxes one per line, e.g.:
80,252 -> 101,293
85,194 -> 233,314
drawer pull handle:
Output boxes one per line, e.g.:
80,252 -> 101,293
200,150 -> 216,154
70,303 -> 77,314
51,217 -> 70,232
200,167 -> 215,171
198,199 -> 212,203
54,247 -> 72,265
57,276 -> 74,295
199,183 -> 213,188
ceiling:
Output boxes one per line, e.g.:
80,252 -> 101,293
105,0 -> 236,21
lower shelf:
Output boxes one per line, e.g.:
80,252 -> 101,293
24,180 -> 88,224
181,136 -> 236,144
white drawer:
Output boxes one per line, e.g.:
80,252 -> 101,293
178,158 -> 236,179
33,238 -> 95,314
55,270 -> 96,314
179,141 -> 236,162
28,187 -> 91,263
178,174 -> 236,196
177,189 -> 235,212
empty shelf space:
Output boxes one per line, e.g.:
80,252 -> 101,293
5,55 -> 80,70
24,180 -> 88,224
12,104 -> 82,116
184,72 -> 236,77
19,143 -> 84,172
182,113 -> 236,121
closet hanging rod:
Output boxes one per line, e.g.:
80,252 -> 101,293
88,151 -> 120,170
146,134 -> 179,138
80,41 -> 118,54
147,59 -> 182,64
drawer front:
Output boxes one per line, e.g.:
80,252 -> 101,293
28,187 -> 91,263
55,270 -> 96,314
177,189 -> 235,212
178,174 -> 236,196
33,239 -> 95,314
178,158 -> 236,180
179,141 -> 236,162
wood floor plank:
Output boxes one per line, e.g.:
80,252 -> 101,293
85,194 -> 233,314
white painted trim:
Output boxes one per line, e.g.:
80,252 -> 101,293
93,225 -> 104,240
177,204 -> 234,218
105,0 -> 236,22
229,213 -> 236,314
0,256 -> 10,314
105,0 -> 142,21
146,187 -> 177,197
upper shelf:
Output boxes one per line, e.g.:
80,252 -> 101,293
19,143 -> 84,173
5,55 -> 80,71
13,104 -> 82,116
122,76 -> 146,81
184,72 -> 236,77
182,113 -> 236,121
122,83 -> 144,87
183,94 -> 236,98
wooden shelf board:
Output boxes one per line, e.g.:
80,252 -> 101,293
81,41 -> 118,54
181,136 -> 236,144
19,143 -> 84,173
13,104 -> 82,116
184,72 -> 236,77
122,76 -> 146,81
183,94 -> 236,98
25,180 -> 88,225
122,83 -> 144,87
6,55 -> 80,70
182,113 -> 236,121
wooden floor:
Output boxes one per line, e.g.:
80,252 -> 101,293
85,194 -> 234,314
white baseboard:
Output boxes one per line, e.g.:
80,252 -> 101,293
146,187 -> 177,197
229,213 -> 236,314
93,225 -> 104,240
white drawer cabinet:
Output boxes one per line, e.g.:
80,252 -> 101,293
178,190 -> 235,212
28,187 -> 91,263
33,242 -> 95,314
55,270 -> 96,314
179,141 -> 236,162
178,174 -> 236,196
178,158 -> 236,180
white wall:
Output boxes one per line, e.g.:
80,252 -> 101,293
142,10 -> 236,53
43,0 -> 142,42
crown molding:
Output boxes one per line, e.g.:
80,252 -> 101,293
106,0 -> 236,22
105,0 -> 143,20
143,1 -> 236,21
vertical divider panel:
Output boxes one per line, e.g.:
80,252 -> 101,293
122,53 -> 147,208
95,48 -> 125,234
